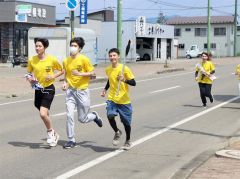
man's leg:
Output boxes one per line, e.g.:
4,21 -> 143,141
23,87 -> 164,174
198,83 -> 207,106
66,89 -> 76,142
119,103 -> 133,150
106,100 -> 122,146
205,84 -> 213,103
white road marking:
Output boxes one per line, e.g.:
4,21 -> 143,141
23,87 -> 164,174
0,87 -> 104,106
137,72 -> 192,83
150,86 -> 181,94
55,96 -> 240,179
51,103 -> 106,117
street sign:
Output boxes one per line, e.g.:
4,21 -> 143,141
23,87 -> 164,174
80,0 -> 88,24
66,0 -> 79,11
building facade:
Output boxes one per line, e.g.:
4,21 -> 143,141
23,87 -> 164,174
166,16 -> 235,57
0,0 -> 55,62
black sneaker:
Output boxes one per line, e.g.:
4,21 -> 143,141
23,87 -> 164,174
92,111 -> 103,127
63,141 -> 77,149
112,130 -> 122,146
203,104 -> 207,108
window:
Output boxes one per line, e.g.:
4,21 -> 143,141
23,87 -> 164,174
195,28 -> 207,36
204,43 -> 217,49
174,28 -> 181,36
178,44 -> 185,49
136,44 -> 140,49
185,28 -> 191,32
237,26 -> 240,31
211,43 -> 216,49
190,46 -> 196,50
214,27 -> 226,36
143,44 -> 151,49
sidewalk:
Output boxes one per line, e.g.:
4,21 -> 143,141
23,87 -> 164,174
189,139 -> 240,179
1,57 -> 240,178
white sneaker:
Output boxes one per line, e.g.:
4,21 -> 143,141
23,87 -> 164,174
47,130 -> 54,144
49,132 -> 60,147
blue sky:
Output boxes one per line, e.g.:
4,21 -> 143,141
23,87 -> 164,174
24,0 -> 238,20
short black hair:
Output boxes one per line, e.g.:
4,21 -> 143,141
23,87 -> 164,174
108,48 -> 120,55
34,38 -> 49,48
70,37 -> 85,49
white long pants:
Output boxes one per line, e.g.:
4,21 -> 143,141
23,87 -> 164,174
66,88 -> 96,142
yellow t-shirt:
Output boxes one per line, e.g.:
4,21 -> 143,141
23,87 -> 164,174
106,64 -> 134,104
63,54 -> 94,90
196,61 -> 215,84
236,64 -> 240,80
27,55 -> 62,88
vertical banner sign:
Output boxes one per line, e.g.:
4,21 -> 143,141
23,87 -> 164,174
80,0 -> 88,24
136,16 -> 146,36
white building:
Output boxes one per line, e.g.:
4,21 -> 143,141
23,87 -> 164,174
98,20 -> 175,61
57,10 -> 175,62
166,16 -> 235,57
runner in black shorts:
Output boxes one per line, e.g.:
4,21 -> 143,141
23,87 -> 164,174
26,38 -> 64,147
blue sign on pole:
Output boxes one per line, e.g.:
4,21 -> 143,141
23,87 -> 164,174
66,0 -> 78,11
80,0 -> 88,24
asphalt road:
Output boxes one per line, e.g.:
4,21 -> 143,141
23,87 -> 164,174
1,63 -> 240,179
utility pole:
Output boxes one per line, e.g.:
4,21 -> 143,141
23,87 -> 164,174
117,0 -> 122,61
207,0 -> 211,53
234,0 -> 238,56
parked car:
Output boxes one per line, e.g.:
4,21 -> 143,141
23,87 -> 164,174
186,45 -> 202,59
136,42 -> 152,61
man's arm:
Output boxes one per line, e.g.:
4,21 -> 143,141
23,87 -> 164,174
124,79 -> 136,86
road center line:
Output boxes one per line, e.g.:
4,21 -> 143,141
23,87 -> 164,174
150,86 -> 181,94
55,95 -> 240,179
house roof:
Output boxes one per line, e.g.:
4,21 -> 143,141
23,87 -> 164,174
166,16 -> 234,25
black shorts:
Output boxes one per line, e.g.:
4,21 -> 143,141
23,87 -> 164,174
34,84 -> 55,110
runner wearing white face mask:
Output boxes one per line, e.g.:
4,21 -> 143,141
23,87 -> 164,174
62,37 -> 103,149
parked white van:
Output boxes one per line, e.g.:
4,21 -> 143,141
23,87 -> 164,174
136,41 -> 153,61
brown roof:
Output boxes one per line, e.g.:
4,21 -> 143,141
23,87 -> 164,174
166,16 -> 234,25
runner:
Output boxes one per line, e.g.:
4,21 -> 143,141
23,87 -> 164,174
26,38 -> 63,147
195,52 -> 215,107
101,48 -> 136,150
235,63 -> 240,95
62,37 -> 103,149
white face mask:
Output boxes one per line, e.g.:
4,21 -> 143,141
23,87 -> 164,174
70,46 -> 79,55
